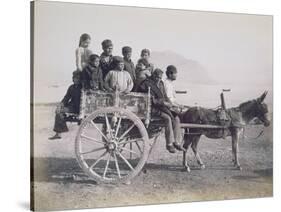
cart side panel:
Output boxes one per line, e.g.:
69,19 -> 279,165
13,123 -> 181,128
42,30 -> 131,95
79,91 -> 151,119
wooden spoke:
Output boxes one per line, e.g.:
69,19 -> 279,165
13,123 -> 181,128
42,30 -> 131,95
104,113 -> 112,137
119,138 -> 142,146
80,146 -> 105,155
118,123 -> 135,142
135,141 -> 143,154
89,151 -> 107,171
113,152 -> 121,178
103,152 -> 111,179
117,152 -> 135,171
90,120 -> 109,142
115,116 -> 122,138
81,134 -> 105,144
130,143 -> 133,159
119,146 -> 140,157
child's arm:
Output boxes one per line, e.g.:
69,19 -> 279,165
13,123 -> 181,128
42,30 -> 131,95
104,72 -> 114,92
98,68 -> 105,90
124,73 -> 133,93
75,48 -> 82,71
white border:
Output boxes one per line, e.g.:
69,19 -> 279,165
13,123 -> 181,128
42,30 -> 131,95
0,0 -> 279,211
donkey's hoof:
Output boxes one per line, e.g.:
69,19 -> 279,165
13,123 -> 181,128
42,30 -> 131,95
200,164 -> 206,170
235,165 -> 242,170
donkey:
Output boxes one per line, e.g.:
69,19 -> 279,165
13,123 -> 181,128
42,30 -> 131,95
179,91 -> 270,172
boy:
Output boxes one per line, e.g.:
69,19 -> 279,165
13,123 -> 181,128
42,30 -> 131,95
138,69 -> 182,153
81,54 -> 104,90
136,48 -> 154,73
122,46 -> 136,82
100,39 -> 115,80
134,58 -> 151,90
163,65 -> 187,114
104,56 -> 133,93
48,71 -> 82,140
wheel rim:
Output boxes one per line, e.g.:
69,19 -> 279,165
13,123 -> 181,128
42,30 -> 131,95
75,107 -> 149,183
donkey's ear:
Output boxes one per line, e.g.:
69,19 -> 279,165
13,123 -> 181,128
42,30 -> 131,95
257,91 -> 268,102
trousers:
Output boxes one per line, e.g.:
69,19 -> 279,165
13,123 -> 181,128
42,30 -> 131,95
160,112 -> 181,145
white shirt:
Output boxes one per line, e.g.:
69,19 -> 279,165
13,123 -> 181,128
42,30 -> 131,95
105,70 -> 133,93
163,78 -> 176,104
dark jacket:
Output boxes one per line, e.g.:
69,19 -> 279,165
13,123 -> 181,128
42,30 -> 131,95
124,59 -> 136,82
81,65 -> 103,90
100,53 -> 115,80
137,77 -> 173,118
61,84 -> 82,114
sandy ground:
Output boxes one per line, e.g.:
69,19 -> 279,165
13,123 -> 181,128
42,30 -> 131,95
31,105 -> 273,211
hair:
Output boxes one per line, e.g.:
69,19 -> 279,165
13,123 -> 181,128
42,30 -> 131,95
72,70 -> 81,79
88,54 -> 100,62
122,46 -> 132,55
141,48 -> 150,57
79,33 -> 91,47
137,58 -> 149,67
166,65 -> 177,77
101,39 -> 113,49
153,68 -> 163,77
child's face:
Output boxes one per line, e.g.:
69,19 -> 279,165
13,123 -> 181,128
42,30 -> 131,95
73,76 -> 80,85
169,72 -> 177,80
139,63 -> 146,70
141,52 -> 150,61
103,46 -> 113,56
123,52 -> 132,60
152,73 -> 162,83
89,58 -> 100,67
116,62 -> 124,71
81,39 -> 90,48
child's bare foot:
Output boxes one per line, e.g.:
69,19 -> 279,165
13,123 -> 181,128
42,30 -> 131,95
48,133 -> 61,140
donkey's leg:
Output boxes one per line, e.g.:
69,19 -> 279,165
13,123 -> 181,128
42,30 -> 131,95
191,136 -> 205,169
231,128 -> 242,170
182,131 -> 192,172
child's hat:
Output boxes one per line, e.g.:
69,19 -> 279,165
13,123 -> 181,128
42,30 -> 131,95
102,39 -> 113,48
113,56 -> 124,63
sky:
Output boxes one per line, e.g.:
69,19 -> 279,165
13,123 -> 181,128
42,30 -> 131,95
33,1 -> 273,104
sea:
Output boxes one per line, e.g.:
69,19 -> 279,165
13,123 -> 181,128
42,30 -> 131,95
34,81 -> 273,112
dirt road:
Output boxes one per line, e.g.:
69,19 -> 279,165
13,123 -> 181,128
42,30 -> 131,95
32,105 -> 273,211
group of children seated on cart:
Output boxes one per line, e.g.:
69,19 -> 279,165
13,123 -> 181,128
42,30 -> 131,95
49,33 -> 184,153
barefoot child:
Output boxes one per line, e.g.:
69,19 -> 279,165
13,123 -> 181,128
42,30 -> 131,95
75,33 -> 92,71
49,71 -> 82,140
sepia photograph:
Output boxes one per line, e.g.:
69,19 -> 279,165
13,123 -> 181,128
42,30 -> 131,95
31,1 -> 273,211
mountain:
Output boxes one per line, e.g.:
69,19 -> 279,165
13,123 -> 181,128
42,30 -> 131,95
150,50 -> 215,84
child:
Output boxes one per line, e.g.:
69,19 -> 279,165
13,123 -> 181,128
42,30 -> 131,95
75,33 -> 92,71
100,39 -> 115,80
122,46 -> 136,82
49,71 -> 82,140
81,54 -> 104,90
135,58 -> 151,90
104,56 -> 133,93
136,48 -> 154,73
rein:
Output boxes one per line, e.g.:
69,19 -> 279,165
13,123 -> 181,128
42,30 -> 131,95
242,125 -> 265,140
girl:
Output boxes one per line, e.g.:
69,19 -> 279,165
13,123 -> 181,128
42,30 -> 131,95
75,33 -> 92,71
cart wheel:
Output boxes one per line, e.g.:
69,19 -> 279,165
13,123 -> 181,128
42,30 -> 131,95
75,107 -> 149,184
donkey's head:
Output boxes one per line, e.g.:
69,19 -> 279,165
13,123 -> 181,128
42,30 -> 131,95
255,91 -> 270,127
239,91 -> 270,127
